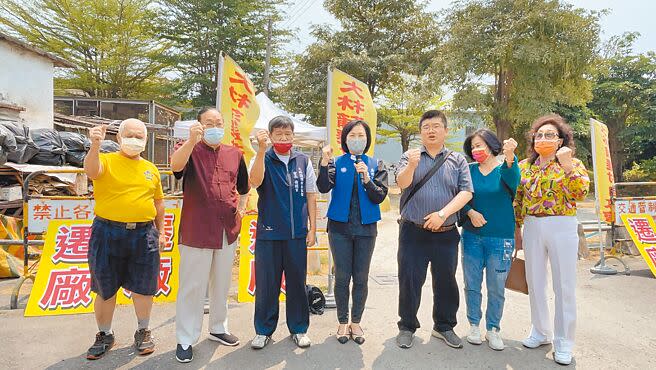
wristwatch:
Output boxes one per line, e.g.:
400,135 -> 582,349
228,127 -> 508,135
437,210 -> 446,220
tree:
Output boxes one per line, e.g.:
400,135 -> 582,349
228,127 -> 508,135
0,0 -> 171,98
439,0 -> 601,140
280,0 -> 440,125
158,0 -> 290,107
587,33 -> 656,180
378,74 -> 446,152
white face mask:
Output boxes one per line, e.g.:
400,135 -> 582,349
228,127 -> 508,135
120,137 -> 146,156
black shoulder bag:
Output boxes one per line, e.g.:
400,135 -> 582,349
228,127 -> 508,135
398,150 -> 453,218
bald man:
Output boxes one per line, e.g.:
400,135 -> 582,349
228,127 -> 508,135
84,119 -> 167,360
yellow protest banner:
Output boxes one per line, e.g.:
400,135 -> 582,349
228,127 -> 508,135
237,214 -> 286,302
590,118 -> 615,223
218,53 -> 260,164
326,68 -> 377,155
620,214 -> 656,278
25,209 -> 181,316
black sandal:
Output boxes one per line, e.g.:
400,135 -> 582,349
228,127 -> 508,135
350,324 -> 365,345
336,325 -> 349,344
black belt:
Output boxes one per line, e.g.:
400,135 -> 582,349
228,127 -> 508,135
95,216 -> 153,230
399,218 -> 456,233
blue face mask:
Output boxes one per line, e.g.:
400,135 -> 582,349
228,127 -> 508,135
204,127 -> 224,145
346,137 -> 367,155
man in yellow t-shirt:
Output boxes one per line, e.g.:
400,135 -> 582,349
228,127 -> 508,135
83,118 -> 166,360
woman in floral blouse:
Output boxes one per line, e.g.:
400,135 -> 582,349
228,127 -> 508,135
514,114 -> 589,366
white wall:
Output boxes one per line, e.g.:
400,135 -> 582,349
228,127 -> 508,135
0,42 -> 54,129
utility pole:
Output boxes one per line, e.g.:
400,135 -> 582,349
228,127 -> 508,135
262,17 -> 273,96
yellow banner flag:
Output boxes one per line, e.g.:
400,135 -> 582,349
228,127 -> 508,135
326,68 -> 377,155
590,118 -> 615,223
218,54 -> 260,164
237,214 -> 286,303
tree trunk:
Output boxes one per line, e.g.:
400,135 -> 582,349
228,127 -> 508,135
607,120 -> 625,182
493,66 -> 513,141
494,118 -> 512,142
400,132 -> 410,152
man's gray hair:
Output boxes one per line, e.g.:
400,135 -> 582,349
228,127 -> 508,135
118,118 -> 147,137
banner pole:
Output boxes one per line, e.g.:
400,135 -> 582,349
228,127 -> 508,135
323,66 -> 336,308
589,119 -> 617,275
215,51 -> 224,110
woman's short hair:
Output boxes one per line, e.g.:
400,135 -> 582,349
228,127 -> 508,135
340,120 -> 372,154
463,128 -> 502,160
526,114 -> 575,164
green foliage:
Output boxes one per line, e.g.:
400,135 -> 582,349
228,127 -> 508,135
157,0 -> 291,107
0,0 -> 171,98
279,0 -> 440,125
623,158 -> 656,182
377,74 -> 447,151
439,0 -> 601,140
587,33 -> 656,180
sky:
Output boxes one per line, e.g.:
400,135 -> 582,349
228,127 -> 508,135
281,0 -> 656,55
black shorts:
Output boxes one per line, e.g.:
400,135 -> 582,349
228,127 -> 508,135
88,218 -> 160,299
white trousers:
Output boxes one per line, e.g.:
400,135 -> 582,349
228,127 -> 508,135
175,234 -> 237,346
523,216 -> 578,353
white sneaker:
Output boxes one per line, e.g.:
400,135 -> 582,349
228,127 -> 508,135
292,333 -> 311,348
466,325 -> 482,345
554,351 -> 573,365
522,335 -> 551,349
485,328 -> 504,351
251,335 -> 271,349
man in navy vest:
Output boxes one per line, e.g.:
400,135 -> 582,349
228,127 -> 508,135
248,116 -> 317,350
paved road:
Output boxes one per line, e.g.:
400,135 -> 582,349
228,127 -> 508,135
2,208 -> 655,369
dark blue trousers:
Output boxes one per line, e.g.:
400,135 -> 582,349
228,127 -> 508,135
254,238 -> 309,336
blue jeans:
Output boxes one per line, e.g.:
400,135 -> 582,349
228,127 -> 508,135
328,232 -> 376,324
461,230 -> 514,331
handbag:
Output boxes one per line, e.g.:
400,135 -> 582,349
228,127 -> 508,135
505,249 -> 528,295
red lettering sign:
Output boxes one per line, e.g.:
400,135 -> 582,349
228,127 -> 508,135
157,257 -> 173,297
52,225 -> 92,264
53,205 -> 71,219
73,204 -> 92,219
38,266 -> 92,310
646,247 -> 656,266
33,204 -> 52,221
162,213 -> 175,252
628,217 -> 656,244
337,95 -> 353,111
340,80 -> 364,99
248,219 -> 257,255
229,71 -> 253,94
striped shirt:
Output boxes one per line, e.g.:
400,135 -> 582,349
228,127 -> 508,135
396,146 -> 473,226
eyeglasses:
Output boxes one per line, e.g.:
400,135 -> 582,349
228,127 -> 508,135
533,132 -> 559,140
421,125 -> 444,132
